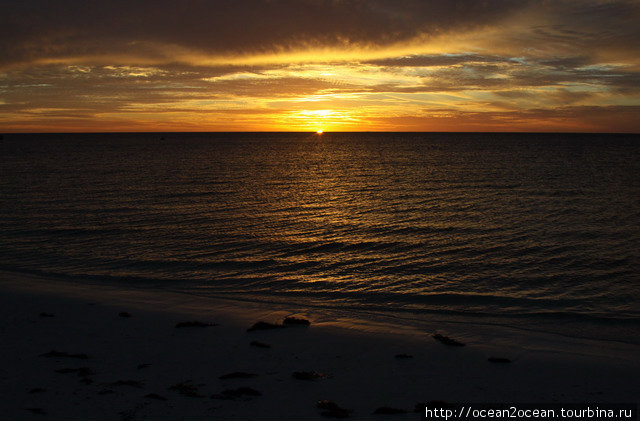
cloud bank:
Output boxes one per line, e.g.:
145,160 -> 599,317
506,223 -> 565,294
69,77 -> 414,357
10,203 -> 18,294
1,0 -> 639,132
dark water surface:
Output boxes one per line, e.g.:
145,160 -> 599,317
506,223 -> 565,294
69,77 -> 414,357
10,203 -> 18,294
1,133 -> 639,342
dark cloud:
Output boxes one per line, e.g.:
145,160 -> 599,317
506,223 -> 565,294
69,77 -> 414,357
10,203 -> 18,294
1,1 -> 638,132
494,89 -> 594,104
508,0 -> 640,59
2,0 -> 637,69
0,0 -> 526,68
537,57 -> 592,70
1,62 -> 353,94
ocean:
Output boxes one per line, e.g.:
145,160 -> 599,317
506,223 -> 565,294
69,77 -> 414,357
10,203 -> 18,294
1,132 -> 639,344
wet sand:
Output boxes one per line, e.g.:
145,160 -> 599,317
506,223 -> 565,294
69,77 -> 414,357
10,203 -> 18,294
1,271 -> 638,420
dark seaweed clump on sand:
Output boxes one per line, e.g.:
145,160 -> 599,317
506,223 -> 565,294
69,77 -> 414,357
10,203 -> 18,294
283,316 -> 310,326
292,371 -> 329,380
168,382 -> 204,398
247,321 -> 284,331
432,333 -> 465,347
250,340 -> 271,348
317,400 -> 352,418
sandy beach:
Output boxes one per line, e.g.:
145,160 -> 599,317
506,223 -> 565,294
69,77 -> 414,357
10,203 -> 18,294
1,270 -> 639,420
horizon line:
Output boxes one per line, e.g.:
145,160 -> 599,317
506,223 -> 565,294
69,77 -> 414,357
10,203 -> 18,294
3,131 -> 639,135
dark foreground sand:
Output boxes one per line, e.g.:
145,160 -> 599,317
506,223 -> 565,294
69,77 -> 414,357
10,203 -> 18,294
1,271 -> 638,420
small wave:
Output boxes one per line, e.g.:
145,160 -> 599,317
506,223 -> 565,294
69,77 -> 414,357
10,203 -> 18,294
2,132 -> 639,346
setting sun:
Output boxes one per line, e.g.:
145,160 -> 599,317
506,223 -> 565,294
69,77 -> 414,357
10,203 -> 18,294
316,129 -> 323,134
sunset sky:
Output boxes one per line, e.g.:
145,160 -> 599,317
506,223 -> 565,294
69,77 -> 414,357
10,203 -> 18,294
1,0 -> 639,132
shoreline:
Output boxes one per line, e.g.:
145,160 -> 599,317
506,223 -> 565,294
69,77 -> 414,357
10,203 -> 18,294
3,269 -> 637,354
1,270 -> 639,420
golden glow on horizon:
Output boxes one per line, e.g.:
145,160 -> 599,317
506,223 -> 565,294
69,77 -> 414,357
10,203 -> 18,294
271,109 -> 357,132
2,7 -> 639,134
